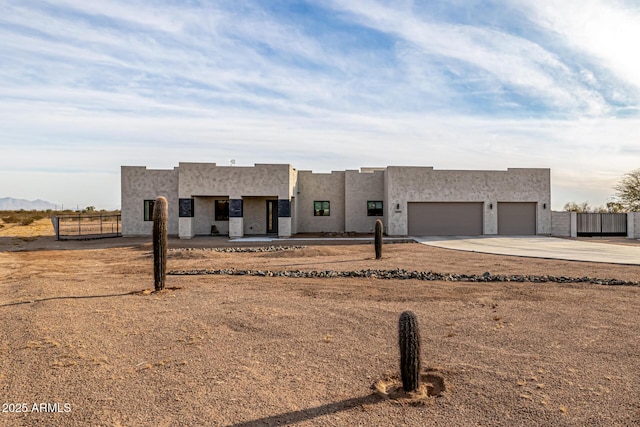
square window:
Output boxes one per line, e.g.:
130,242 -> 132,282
367,201 -> 383,216
314,201 -> 330,216
179,198 -> 194,217
144,200 -> 155,221
215,200 -> 230,220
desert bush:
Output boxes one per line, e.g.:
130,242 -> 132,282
1,211 -> 45,225
2,214 -> 20,224
153,197 -> 168,291
398,310 -> 421,392
19,218 -> 35,226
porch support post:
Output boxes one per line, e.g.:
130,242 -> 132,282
179,218 -> 194,239
277,199 -> 292,238
178,198 -> 195,239
229,198 -> 244,238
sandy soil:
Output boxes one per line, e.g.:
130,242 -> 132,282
0,226 -> 639,426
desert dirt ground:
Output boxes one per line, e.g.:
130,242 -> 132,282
0,220 -> 639,426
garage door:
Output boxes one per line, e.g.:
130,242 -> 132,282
408,202 -> 483,236
498,202 -> 536,235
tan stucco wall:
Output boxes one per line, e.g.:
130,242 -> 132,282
345,169 -> 385,233
177,162 -> 292,199
628,212 -> 640,238
296,171 -> 345,233
122,163 -> 552,238
384,167 -> 551,236
177,163 -> 294,238
290,195 -> 298,235
289,167 -> 299,235
551,211 -> 571,237
121,166 -> 179,236
242,197 -> 277,235
193,197 -> 230,235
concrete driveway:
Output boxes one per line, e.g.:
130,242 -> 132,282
414,236 -> 640,265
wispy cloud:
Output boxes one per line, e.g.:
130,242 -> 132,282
0,0 -> 638,208
518,0 -> 640,96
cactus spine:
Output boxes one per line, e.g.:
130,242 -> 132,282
398,310 -> 421,392
374,219 -> 383,259
153,196 -> 168,291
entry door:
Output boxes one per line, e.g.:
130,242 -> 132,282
266,200 -> 278,234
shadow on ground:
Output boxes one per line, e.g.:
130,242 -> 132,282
228,394 -> 383,427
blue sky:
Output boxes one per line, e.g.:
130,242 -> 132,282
1,0 -> 639,210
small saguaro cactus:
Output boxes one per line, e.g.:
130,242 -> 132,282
153,196 -> 168,291
374,219 -> 383,259
398,310 -> 421,392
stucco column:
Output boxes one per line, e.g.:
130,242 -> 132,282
228,198 -> 244,238
485,201 -> 497,235
628,213 -> 636,239
570,212 -> 577,237
277,199 -> 292,238
178,198 -> 195,239
387,200 -> 405,236
178,217 -> 194,239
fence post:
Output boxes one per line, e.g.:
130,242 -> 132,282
51,215 -> 60,241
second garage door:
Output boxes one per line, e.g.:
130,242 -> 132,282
498,202 -> 536,235
408,202 -> 483,236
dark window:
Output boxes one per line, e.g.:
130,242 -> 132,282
314,201 -> 330,216
179,198 -> 194,217
367,201 -> 383,216
215,200 -> 230,220
144,200 -> 155,221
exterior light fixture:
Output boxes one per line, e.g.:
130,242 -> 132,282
543,203 -> 547,209
489,203 -> 493,209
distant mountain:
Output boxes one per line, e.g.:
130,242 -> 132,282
0,197 -> 58,211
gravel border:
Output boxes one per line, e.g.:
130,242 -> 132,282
168,245 -> 307,253
168,267 -> 640,286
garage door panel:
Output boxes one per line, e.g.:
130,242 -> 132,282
408,202 -> 483,236
498,202 -> 536,235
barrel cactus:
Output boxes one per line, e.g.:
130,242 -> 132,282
153,196 -> 168,291
398,310 -> 421,392
374,219 -> 383,259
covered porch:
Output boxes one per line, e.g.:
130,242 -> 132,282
178,195 -> 294,239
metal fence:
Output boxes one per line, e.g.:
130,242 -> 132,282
51,214 -> 122,240
577,213 -> 627,237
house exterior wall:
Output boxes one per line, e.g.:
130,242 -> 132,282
289,167 -> 299,235
551,211 -> 571,237
345,169 -> 385,233
192,197 -> 231,235
177,162 -> 292,199
121,166 -> 179,236
121,163 -> 552,238
296,171 -> 345,233
176,162 -> 293,238
384,167 -> 551,236
242,196 -> 277,235
193,197 -> 214,235
628,212 -> 640,239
